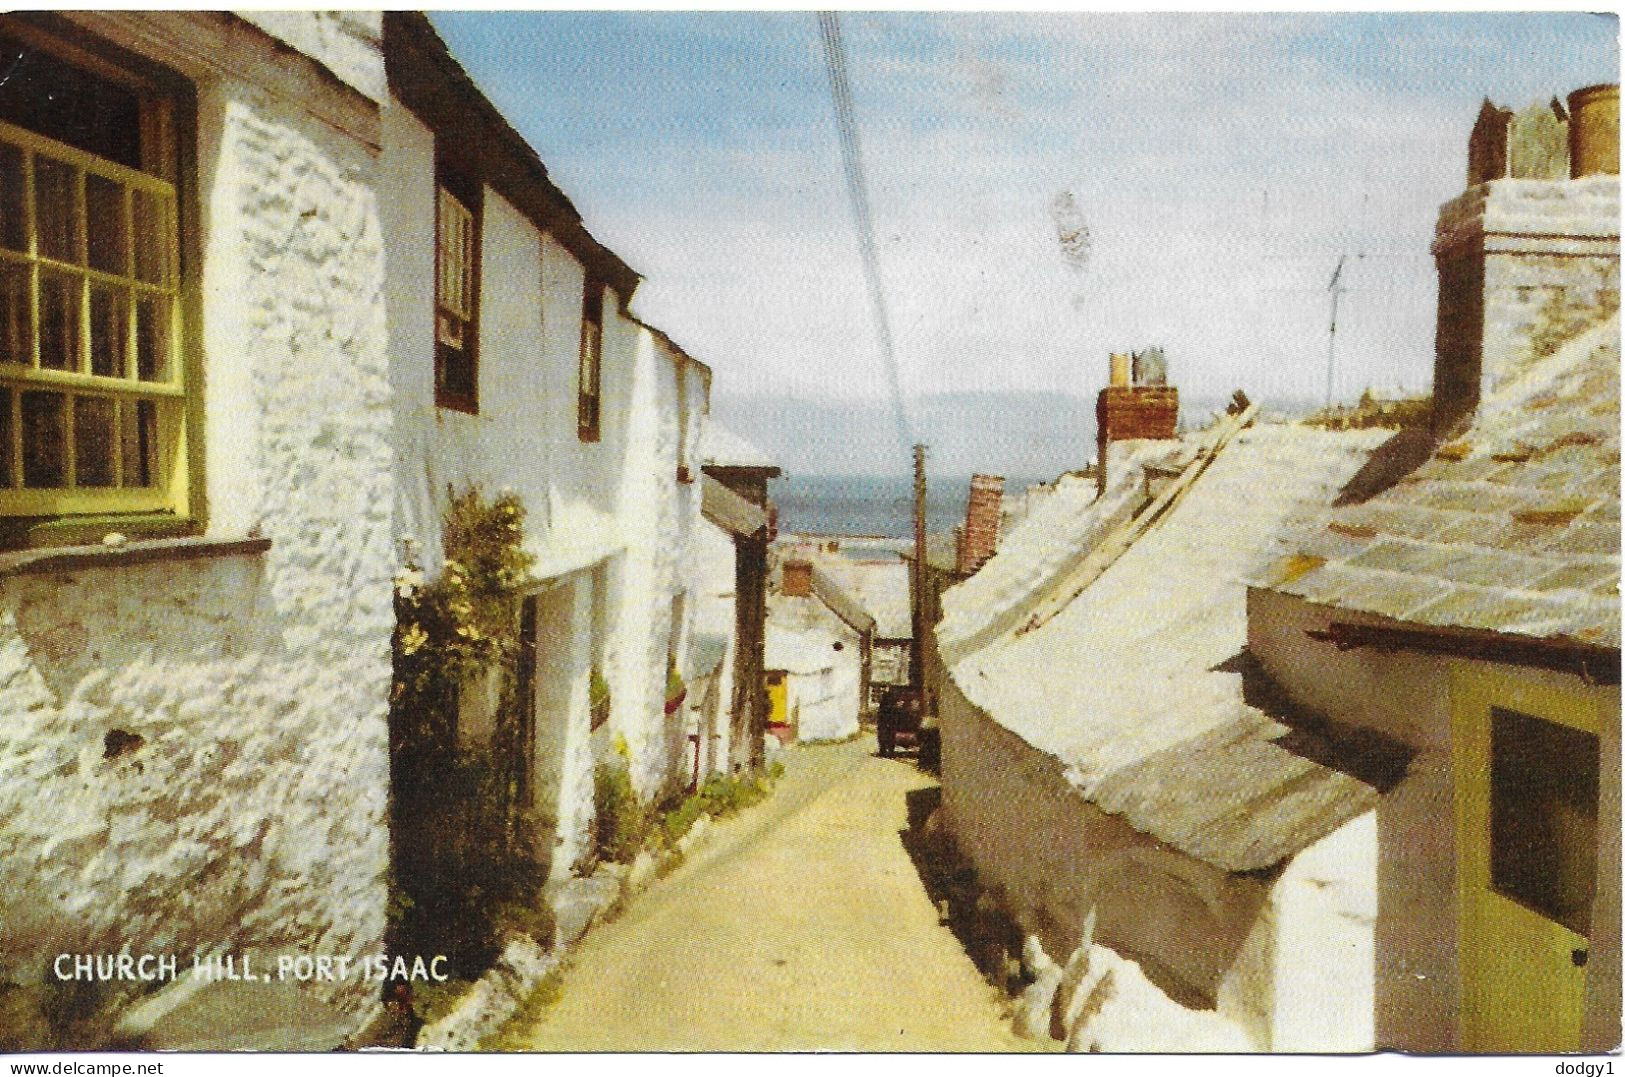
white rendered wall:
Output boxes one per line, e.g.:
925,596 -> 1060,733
0,18 -> 395,1037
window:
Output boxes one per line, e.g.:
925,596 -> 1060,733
578,279 -> 603,441
434,170 -> 478,411
1489,706 -> 1599,935
0,30 -> 185,524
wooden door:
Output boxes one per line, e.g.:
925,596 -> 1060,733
1453,664 -> 1601,1052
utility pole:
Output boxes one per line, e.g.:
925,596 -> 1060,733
910,443 -> 928,693
1326,253 -> 1346,409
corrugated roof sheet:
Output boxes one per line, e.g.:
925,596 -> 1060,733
949,423 -> 1391,872
1263,314 -> 1620,649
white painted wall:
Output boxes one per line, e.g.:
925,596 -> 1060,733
693,517 -> 740,777
1249,586 -> 1621,1052
379,93 -> 702,862
0,15 -> 395,1039
938,670 -> 1378,1052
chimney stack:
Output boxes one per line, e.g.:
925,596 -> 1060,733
782,558 -> 813,598
1433,84 -> 1620,434
957,474 -> 1004,575
1096,351 -> 1179,491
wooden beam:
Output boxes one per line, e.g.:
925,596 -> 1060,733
1306,621 -> 1620,686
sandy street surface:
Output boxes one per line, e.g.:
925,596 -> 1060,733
510,736 -> 1049,1052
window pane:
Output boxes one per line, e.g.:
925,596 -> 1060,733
1490,707 -> 1599,935
119,397 -> 157,488
85,173 -> 126,276
438,343 -> 474,402
0,261 -> 30,365
132,189 -> 170,286
38,268 -> 80,371
73,394 -> 114,487
34,157 -> 79,264
20,389 -> 65,487
89,282 -> 128,378
0,387 -> 12,488
135,294 -> 170,381
0,143 -> 25,253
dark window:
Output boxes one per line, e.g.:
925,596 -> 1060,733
578,279 -> 603,441
434,165 -> 478,411
1490,706 -> 1599,935
0,34 -> 141,169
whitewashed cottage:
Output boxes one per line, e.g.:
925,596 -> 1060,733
0,12 -> 398,1048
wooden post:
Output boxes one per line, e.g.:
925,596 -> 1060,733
911,443 -> 927,692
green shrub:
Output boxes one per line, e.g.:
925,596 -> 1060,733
389,487 -> 546,975
593,760 -> 650,864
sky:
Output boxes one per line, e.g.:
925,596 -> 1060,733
431,11 -> 1618,414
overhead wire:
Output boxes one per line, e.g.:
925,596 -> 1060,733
816,11 -> 913,456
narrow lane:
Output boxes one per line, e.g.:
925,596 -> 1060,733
511,736 -> 1044,1051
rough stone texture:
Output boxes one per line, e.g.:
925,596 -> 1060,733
1013,967 -> 1061,1040
0,26 -> 395,1043
1062,946 -> 1253,1053
1432,176 -> 1619,426
235,12 -> 386,103
415,933 -> 557,1052
546,874 -> 622,951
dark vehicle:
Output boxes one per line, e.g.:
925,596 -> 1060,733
877,685 -> 925,757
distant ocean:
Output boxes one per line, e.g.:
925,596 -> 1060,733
775,473 -> 1045,541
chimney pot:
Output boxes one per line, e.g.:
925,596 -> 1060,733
782,559 -> 813,598
1109,352 -> 1132,388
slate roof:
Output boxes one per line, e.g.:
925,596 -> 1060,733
702,423 -> 776,471
818,558 -> 912,639
938,440 -> 1192,667
1261,314 -> 1620,649
947,423 -> 1392,873
808,564 -> 876,638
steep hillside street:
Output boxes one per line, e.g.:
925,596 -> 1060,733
508,738 -> 1047,1052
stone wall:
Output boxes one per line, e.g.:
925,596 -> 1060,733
1247,586 -> 1621,1052
0,13 -> 395,1042
938,662 -> 1377,1051
1432,177 -> 1620,430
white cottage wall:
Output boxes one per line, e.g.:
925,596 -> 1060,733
0,14 -> 395,1037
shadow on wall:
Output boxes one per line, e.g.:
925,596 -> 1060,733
1214,650 -> 1415,793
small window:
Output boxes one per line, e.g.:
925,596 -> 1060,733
0,29 -> 186,523
434,173 -> 478,411
578,279 -> 603,441
1490,706 -> 1599,935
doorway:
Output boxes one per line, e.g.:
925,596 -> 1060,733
1453,664 -> 1601,1052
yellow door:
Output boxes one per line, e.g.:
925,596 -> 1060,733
1453,664 -> 1601,1052
765,673 -> 787,726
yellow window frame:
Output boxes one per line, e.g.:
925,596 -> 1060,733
0,116 -> 186,520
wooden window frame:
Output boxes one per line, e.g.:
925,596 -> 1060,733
434,165 -> 480,413
0,25 -> 191,530
578,278 -> 603,442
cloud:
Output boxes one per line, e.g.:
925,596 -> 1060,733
435,12 -> 1617,407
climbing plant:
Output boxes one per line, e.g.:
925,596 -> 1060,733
388,487 -> 545,974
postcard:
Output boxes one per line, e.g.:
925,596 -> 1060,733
0,8 -> 1617,1063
